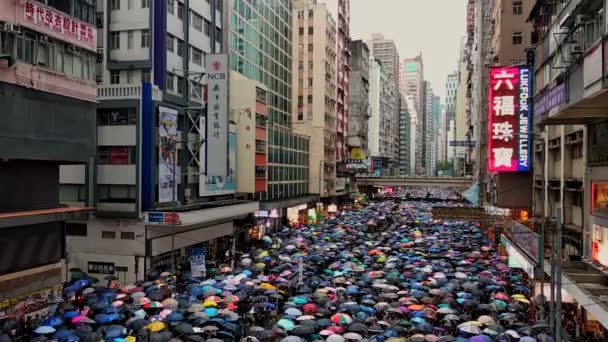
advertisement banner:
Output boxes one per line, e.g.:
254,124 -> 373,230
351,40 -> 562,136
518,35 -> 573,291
190,253 -> 206,278
350,148 -> 365,160
23,1 -> 96,50
201,131 -> 236,196
488,66 -> 532,172
205,54 -> 228,177
109,147 -> 129,165
159,106 -> 178,203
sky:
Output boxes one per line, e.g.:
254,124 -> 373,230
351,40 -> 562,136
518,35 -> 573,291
325,0 -> 467,99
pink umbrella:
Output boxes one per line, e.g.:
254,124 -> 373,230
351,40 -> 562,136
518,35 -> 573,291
159,309 -> 172,320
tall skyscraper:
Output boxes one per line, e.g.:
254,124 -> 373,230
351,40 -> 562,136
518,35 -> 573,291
422,81 -> 436,176
367,33 -> 400,174
292,0 -> 337,197
445,72 -> 458,163
402,54 -> 424,174
336,0 -> 351,162
399,95 -> 412,176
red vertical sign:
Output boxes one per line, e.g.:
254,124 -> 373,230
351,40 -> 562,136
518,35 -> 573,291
489,67 -> 520,172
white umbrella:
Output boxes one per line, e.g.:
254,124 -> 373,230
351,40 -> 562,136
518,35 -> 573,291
327,335 -> 346,342
344,332 -> 363,341
458,322 -> 482,335
437,307 -> 454,314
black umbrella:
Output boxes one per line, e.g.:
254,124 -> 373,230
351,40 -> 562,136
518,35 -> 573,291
347,322 -> 368,333
175,322 -> 194,335
292,325 -> 315,335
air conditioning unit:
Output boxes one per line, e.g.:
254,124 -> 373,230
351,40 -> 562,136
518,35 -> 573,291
38,35 -> 48,44
7,24 -> 21,34
574,14 -> 589,28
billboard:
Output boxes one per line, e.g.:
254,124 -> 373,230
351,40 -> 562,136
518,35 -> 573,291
200,130 -> 236,196
158,106 -> 178,203
488,66 -> 532,172
205,54 -> 228,176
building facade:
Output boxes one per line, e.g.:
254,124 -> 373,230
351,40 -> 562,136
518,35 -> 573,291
445,72 -> 458,162
422,81 -> 436,176
292,0 -> 337,198
368,56 -> 397,173
232,0 -> 315,215
335,0 -> 350,163
402,54 -> 424,174
349,40 -> 370,156
454,36 -> 471,176
399,95 -> 412,176
0,0 -> 97,303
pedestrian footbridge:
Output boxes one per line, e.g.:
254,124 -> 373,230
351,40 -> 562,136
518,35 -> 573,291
357,176 -> 473,190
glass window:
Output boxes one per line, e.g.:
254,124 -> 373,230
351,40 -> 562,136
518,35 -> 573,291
177,76 -> 184,94
167,73 -> 175,91
111,0 -> 120,10
102,231 -> 116,239
512,32 -> 523,45
191,46 -> 203,65
111,31 -> 120,50
121,232 -> 135,240
141,0 -> 150,8
141,29 -> 150,48
110,70 -> 120,84
167,0 -> 174,14
37,42 -> 49,67
177,39 -> 183,57
167,35 -> 174,52
142,70 -> 150,82
177,2 -> 184,20
512,1 -> 522,15
127,30 -> 134,49
192,11 -> 203,31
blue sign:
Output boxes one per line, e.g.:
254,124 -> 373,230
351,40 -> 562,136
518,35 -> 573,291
147,212 -> 164,223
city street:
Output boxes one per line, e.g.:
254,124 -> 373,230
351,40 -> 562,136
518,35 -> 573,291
0,189 -> 551,341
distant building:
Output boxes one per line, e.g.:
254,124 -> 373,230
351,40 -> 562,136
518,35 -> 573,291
335,0 -> 351,163
399,96 -> 412,176
349,40 -> 371,156
402,54 -> 424,174
422,81 -> 436,176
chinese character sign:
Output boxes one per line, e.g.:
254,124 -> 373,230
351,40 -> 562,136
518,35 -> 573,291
204,54 -> 228,177
159,106 -> 178,203
23,1 -> 96,49
488,66 -> 532,172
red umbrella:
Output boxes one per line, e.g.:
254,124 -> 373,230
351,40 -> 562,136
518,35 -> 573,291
303,303 -> 317,313
327,326 -> 345,334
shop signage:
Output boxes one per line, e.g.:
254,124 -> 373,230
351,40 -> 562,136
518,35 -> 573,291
255,210 -> 269,218
158,106 -> 178,203
189,249 -> 206,278
504,220 -> 541,264
328,204 -> 338,213
204,54 -> 229,177
534,83 -> 566,118
109,147 -> 129,165
24,0 -> 96,49
339,159 -> 371,172
488,66 -> 532,172
0,285 -> 62,320
336,178 -> 346,191
269,209 -> 279,218
146,212 -> 181,225
350,148 -> 365,160
88,262 -> 115,275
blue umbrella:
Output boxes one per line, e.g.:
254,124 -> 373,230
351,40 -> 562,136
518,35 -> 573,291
64,311 -> 80,319
104,325 -> 126,339
53,329 -> 79,341
411,317 -> 427,324
94,313 -> 120,324
166,312 -> 184,322
42,316 -> 64,327
203,308 -> 218,317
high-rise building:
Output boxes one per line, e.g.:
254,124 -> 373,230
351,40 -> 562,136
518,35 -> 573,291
434,96 -> 446,163
399,95 -> 412,176
292,0 -> 337,198
335,0 -> 351,162
445,72 -> 458,162
0,0 -> 96,299
349,40 -> 370,155
454,37 -> 470,176
367,33 -> 400,173
422,81 -> 436,176
234,0 -> 315,213
368,56 -> 398,172
404,95 -> 419,175
402,54 -> 424,174
62,0 -> 261,283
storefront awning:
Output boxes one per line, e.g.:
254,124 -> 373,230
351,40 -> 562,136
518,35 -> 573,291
260,195 -> 319,211
0,206 -> 94,229
542,88 -> 608,125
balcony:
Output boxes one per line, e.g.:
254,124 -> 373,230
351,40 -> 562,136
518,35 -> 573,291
97,84 -> 162,101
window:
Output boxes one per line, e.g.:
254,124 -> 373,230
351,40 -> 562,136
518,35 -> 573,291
192,11 -> 203,31
177,2 -> 184,20
167,35 -> 175,52
299,27 -> 304,36
308,27 -> 313,35
167,73 -> 175,91
66,222 -> 87,236
127,30 -> 134,49
191,46 -> 203,65
177,39 -> 183,57
299,44 -> 304,51
127,70 -> 133,83
298,111 -> 303,120
110,70 -> 120,84
308,9 -> 313,17
167,0 -> 174,14
127,0 -> 133,9
298,61 -> 303,69
308,60 -> 313,69
141,0 -> 150,8
98,146 -> 135,164
297,10 -> 304,19
307,95 -> 313,103
308,44 -> 313,52
111,0 -> 120,10
308,78 -> 313,86
512,1 -> 523,15
512,32 -> 523,45
102,231 -> 116,239
97,108 -> 137,125
121,232 -> 135,240
204,19 -> 211,36
111,31 -> 120,50
141,29 -> 150,48
177,76 -> 184,94
37,42 -> 49,67
142,70 -> 151,82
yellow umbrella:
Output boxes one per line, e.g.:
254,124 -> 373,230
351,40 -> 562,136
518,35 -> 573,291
203,301 -> 218,307
125,337 -> 136,342
515,297 -> 530,304
255,263 -> 266,268
511,294 -> 526,299
146,321 -> 166,332
258,251 -> 270,258
260,283 -> 276,290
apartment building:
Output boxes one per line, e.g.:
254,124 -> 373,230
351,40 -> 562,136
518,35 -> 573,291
348,40 -> 370,156
399,95 -> 412,176
0,0 -> 96,307
335,0 -> 350,163
292,0 -> 337,198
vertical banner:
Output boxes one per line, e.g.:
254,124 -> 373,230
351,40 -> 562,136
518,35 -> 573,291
488,66 -> 532,172
159,106 -> 178,203
205,54 -> 228,176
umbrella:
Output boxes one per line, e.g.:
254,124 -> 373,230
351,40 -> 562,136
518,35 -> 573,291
344,332 -> 363,340
326,335 -> 346,342
34,326 -> 56,334
331,313 -> 353,325
277,319 -> 295,331
458,322 -> 482,335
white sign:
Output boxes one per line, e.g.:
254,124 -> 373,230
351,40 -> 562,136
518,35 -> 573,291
190,255 -> 206,278
24,1 -> 96,50
158,107 -> 178,203
205,54 -> 228,176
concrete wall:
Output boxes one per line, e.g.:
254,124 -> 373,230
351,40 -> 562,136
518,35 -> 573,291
0,83 -> 96,163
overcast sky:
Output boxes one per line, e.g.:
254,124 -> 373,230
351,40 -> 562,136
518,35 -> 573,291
325,0 -> 467,99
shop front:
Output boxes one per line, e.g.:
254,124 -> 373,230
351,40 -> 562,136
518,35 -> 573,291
287,204 -> 308,227
590,179 -> 608,268
500,235 -> 536,280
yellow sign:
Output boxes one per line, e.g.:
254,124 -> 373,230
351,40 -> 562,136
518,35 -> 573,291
351,148 -> 365,160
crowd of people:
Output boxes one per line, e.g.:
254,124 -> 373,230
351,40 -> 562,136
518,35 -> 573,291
0,190 -> 555,341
